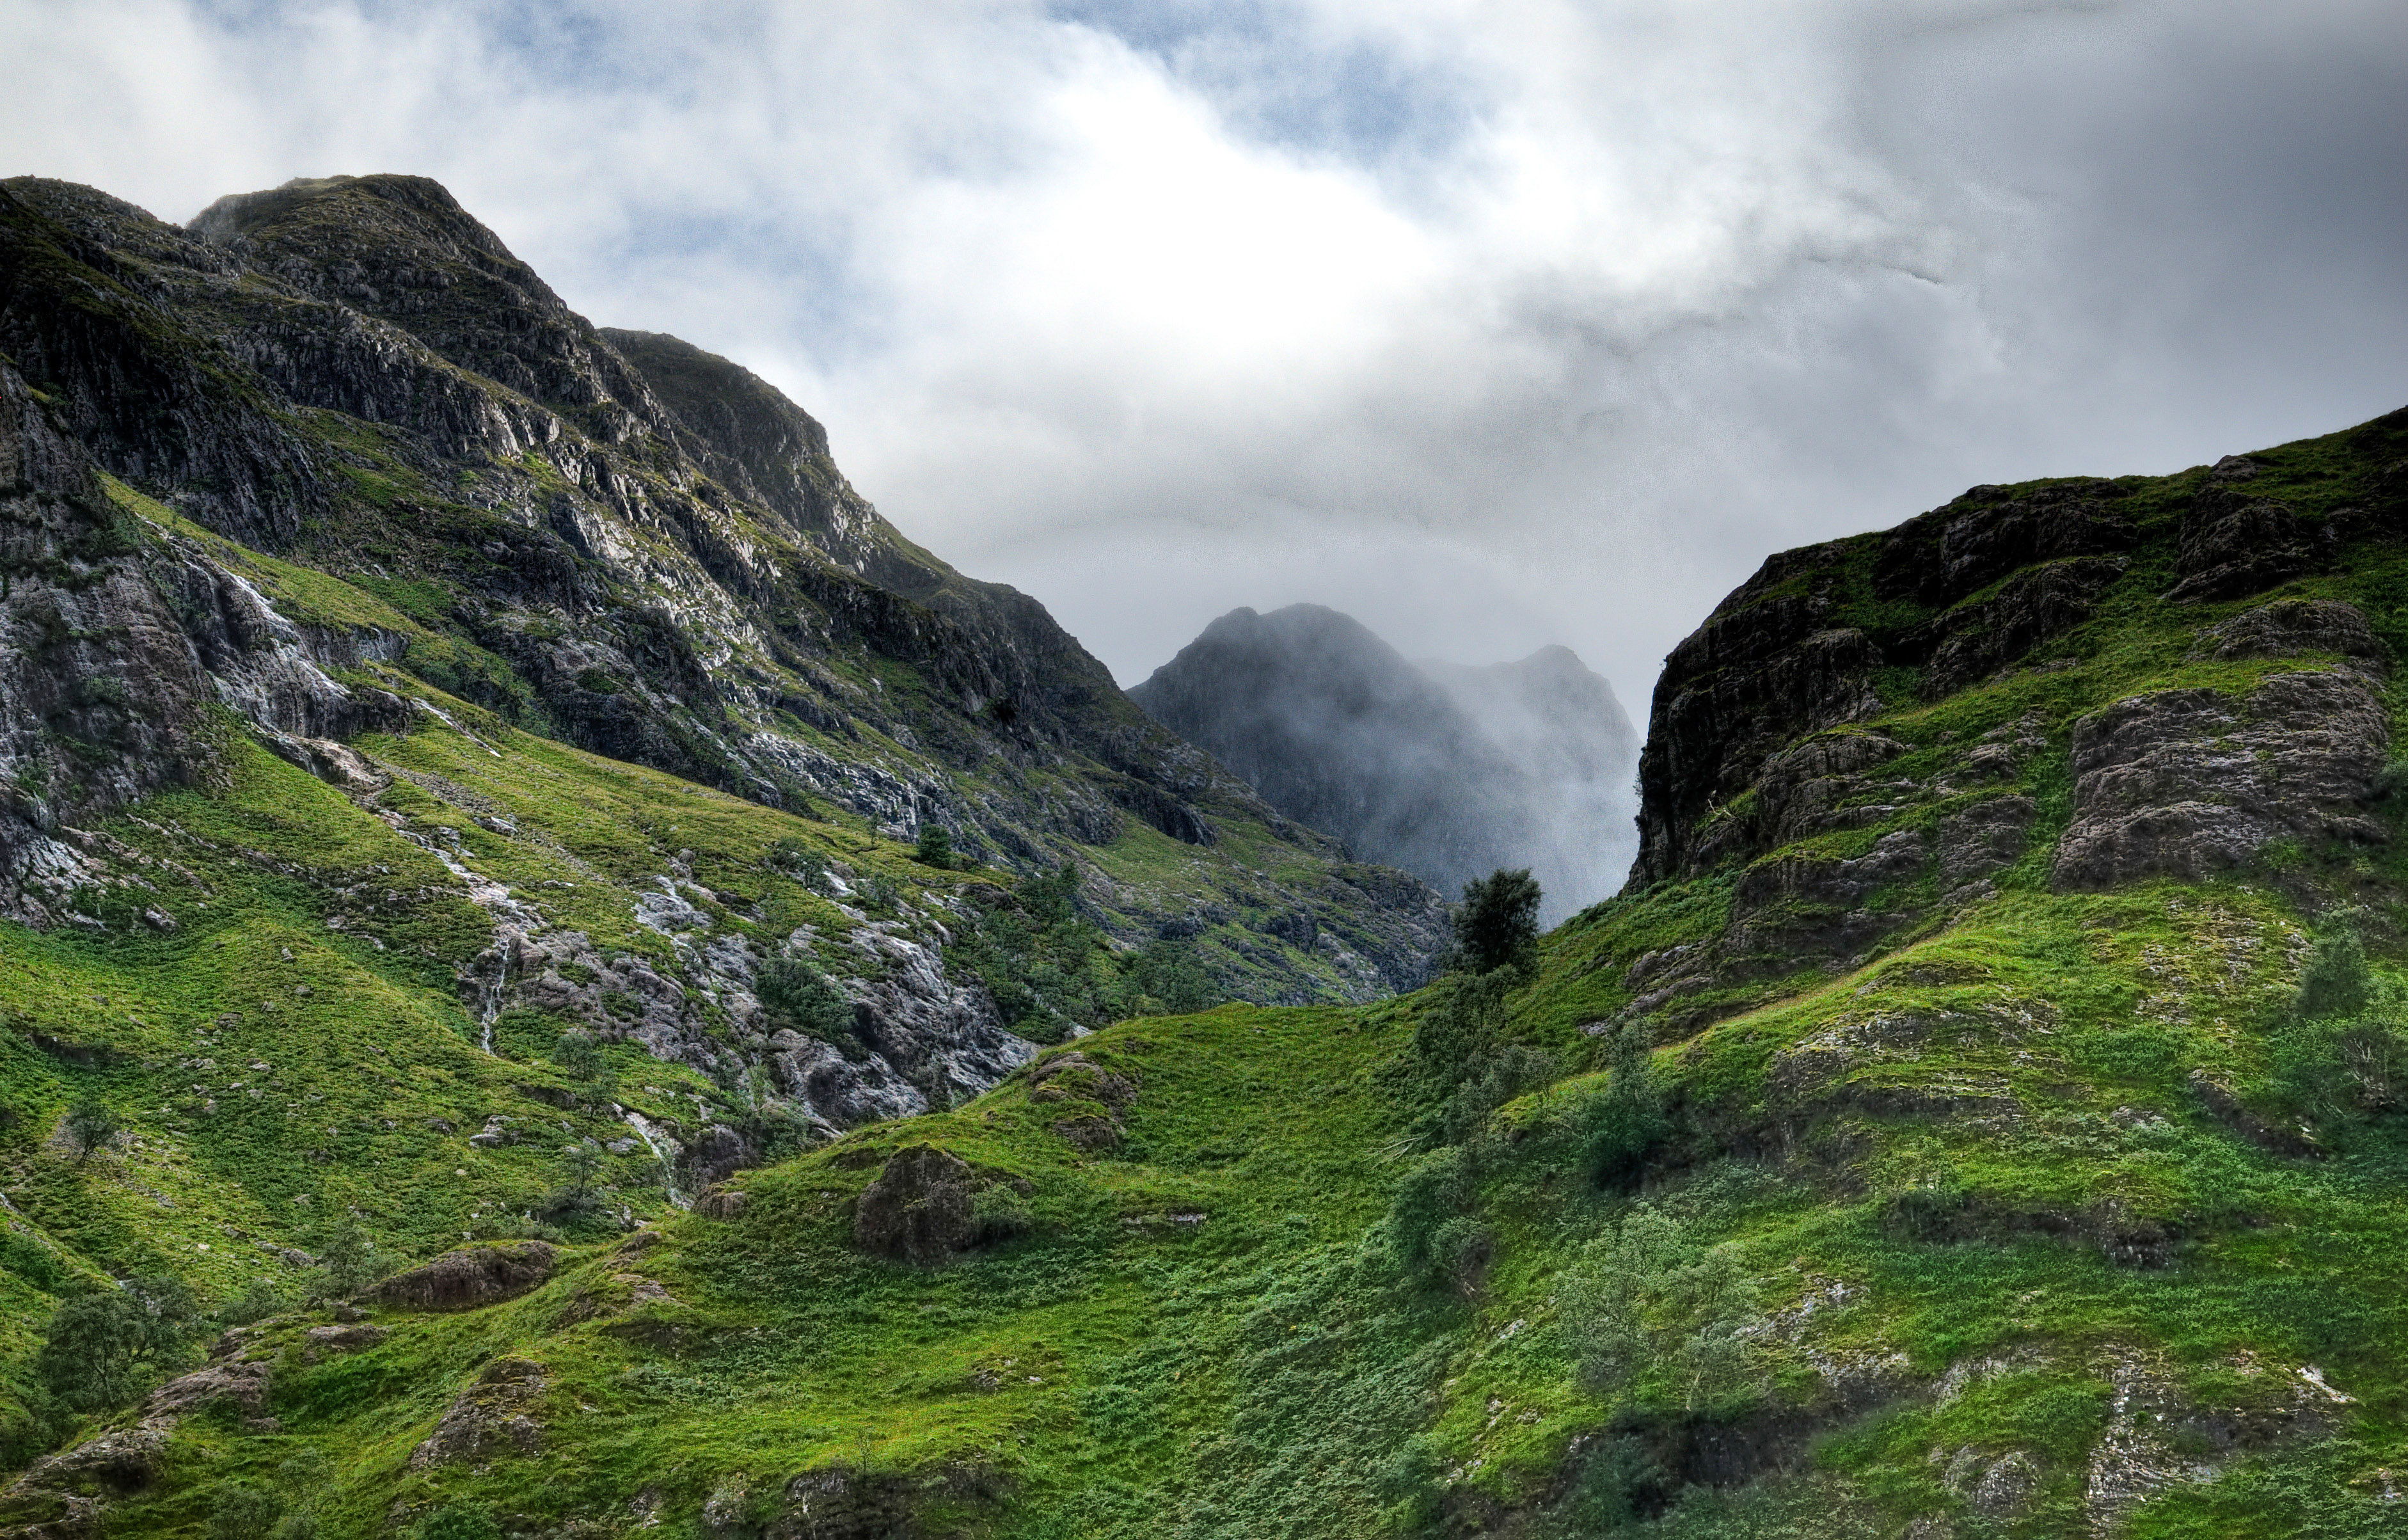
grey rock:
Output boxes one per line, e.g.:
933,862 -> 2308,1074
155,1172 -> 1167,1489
2189,598 -> 2387,673
409,1357 -> 546,1468
2165,486 -> 2313,603
2054,670 -> 2389,888
1938,797 -> 2038,889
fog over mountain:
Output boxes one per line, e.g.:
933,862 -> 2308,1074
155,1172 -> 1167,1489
1130,605 -> 1638,921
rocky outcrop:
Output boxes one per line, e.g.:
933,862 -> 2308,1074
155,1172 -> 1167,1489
2054,670 -> 2389,888
2165,462 -> 2315,603
1635,542 -> 1886,881
852,1146 -> 1027,1265
2189,597 -> 2387,672
366,1241 -> 557,1311
409,1357 -> 546,1468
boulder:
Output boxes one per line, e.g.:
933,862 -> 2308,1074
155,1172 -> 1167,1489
852,1147 -> 1025,1265
142,1361 -> 273,1423
409,1358 -> 545,1468
366,1241 -> 556,1311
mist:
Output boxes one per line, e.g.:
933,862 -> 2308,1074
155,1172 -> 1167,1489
0,0 -> 2400,707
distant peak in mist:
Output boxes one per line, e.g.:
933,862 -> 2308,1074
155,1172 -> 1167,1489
1132,604 -> 1640,921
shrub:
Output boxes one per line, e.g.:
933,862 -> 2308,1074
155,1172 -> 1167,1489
1572,1026 -> 1670,1190
756,957 -> 857,1046
914,825 -> 954,868
541,1144 -> 608,1221
2296,924 -> 2374,1021
209,1486 -> 284,1540
1438,1044 -> 1560,1146
312,1213 -> 389,1299
767,836 -> 827,888
1386,1141 -> 1495,1289
1559,1207 -> 1763,1411
1450,868 -> 1541,976
969,1182 -> 1034,1243
218,1278 -> 290,1328
416,1505 -> 501,1540
1411,972 -> 1509,1092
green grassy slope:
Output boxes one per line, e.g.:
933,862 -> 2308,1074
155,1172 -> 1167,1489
9,412 -> 2408,1539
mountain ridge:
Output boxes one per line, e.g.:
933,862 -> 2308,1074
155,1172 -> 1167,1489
1130,603 -> 1639,921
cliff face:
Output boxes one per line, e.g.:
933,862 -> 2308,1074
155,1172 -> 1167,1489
0,173 -> 1447,1015
1129,604 -> 1639,920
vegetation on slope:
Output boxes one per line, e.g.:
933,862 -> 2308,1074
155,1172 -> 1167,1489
6,399 -> 2408,1536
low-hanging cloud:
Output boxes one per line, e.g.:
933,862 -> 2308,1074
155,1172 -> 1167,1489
1,0 -> 2400,703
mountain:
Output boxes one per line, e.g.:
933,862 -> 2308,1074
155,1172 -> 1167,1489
5,170 -> 2408,1538
1129,605 -> 1639,921
0,172 -> 1454,1012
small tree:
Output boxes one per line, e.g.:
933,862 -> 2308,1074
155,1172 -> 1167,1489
33,1278 -> 197,1413
551,1028 -> 615,1095
63,1095 -> 118,1164
914,825 -> 954,869
1450,868 -> 1541,976
314,1213 -> 385,1299
544,1143 -> 606,1221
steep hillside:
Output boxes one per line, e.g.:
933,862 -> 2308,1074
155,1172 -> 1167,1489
13,404 -> 2407,1539
1130,606 -> 1638,921
0,173 -> 1447,1009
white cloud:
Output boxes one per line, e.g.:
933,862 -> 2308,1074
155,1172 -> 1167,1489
1,0 -> 2402,701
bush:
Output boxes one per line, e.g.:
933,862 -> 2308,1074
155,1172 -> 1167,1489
969,1182 -> 1034,1243
1411,971 -> 1509,1092
2296,924 -> 2374,1021
756,957 -> 857,1047
63,1095 -> 118,1163
0,1231 -> 73,1292
209,1486 -> 284,1540
1572,1026 -> 1670,1190
1438,1044 -> 1560,1146
1385,1141 -> 1497,1293
914,825 -> 954,868
217,1278 -> 291,1328
1450,868 -> 1541,976
1559,1207 -> 1763,1411
540,1143 -> 608,1222
416,1505 -> 501,1540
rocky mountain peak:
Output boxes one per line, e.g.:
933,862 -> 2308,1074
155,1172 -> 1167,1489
1132,604 -> 1639,920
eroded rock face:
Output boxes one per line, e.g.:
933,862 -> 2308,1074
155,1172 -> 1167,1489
367,1241 -> 556,1311
141,1361 -> 273,1424
1937,796 -> 2038,896
1723,830 -> 1931,974
2165,484 -> 2314,603
1920,557 -> 2125,696
1637,539 -> 1887,879
2054,671 -> 2389,889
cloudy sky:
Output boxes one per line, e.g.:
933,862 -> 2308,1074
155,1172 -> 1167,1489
3,0 -> 2403,706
